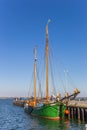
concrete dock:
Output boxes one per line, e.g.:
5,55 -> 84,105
68,100 -> 87,108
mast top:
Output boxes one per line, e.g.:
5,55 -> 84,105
34,46 -> 37,61
47,19 -> 51,25
46,19 -> 51,35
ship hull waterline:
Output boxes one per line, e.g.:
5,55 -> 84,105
25,102 -> 66,120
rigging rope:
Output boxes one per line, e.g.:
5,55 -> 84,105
28,70 -> 34,97
49,43 -> 66,93
49,46 -> 57,95
57,60 -> 77,90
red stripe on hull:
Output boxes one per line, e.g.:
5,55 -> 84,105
31,113 -> 60,120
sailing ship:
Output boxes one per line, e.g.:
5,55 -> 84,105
24,20 -> 80,119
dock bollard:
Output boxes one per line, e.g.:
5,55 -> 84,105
85,124 -> 87,130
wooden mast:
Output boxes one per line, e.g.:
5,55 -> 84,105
34,47 -> 37,104
46,20 -> 50,101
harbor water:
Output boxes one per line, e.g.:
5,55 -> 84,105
0,99 -> 86,130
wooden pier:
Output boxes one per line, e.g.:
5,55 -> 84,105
66,100 -> 87,122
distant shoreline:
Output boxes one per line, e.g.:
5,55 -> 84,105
0,97 -> 87,100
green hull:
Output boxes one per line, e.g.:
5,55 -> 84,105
31,102 -> 66,120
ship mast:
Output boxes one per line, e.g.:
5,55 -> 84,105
46,19 -> 50,101
34,47 -> 37,103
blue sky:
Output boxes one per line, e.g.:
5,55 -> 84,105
0,0 -> 87,97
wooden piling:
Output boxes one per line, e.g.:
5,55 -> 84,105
76,107 -> 78,119
66,105 -> 87,121
77,107 -> 80,120
71,107 -> 74,118
73,107 -> 76,118
68,107 -> 70,119
80,108 -> 84,121
84,109 -> 87,121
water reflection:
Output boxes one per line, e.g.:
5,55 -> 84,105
29,116 -> 70,130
